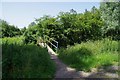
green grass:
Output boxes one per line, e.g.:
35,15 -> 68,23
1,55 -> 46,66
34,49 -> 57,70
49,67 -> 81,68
2,37 -> 56,78
1,36 -> 25,45
58,38 -> 118,71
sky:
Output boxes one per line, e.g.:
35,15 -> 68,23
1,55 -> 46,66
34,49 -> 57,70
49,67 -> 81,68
0,2 -> 100,28
1,0 -> 102,2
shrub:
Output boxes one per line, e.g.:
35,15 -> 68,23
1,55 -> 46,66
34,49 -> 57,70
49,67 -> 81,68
58,38 -> 118,71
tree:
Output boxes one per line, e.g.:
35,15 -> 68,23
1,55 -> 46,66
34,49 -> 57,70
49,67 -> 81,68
28,22 -> 36,27
0,20 -> 21,37
35,8 -> 103,47
23,7 -> 103,47
23,22 -> 39,44
100,2 -> 120,40
20,27 -> 26,35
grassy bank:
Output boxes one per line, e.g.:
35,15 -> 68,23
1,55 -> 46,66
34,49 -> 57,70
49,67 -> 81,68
2,37 -> 56,78
58,38 -> 118,71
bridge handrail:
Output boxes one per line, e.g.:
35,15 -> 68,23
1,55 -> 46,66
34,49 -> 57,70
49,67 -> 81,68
44,36 -> 58,52
49,38 -> 58,43
47,40 -> 58,49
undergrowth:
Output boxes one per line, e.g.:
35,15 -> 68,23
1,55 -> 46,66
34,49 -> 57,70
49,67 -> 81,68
58,38 -> 118,71
2,37 -> 56,78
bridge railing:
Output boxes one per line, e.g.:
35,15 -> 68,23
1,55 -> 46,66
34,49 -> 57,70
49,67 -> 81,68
45,36 -> 58,52
38,36 -> 58,52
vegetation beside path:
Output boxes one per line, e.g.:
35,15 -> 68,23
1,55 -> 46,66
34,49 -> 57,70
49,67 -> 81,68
1,37 -> 56,78
58,38 -> 118,72
0,2 -> 119,79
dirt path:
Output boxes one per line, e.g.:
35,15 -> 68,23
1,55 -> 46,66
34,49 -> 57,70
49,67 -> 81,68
39,43 -> 119,79
47,45 -> 119,80
47,45 -> 82,79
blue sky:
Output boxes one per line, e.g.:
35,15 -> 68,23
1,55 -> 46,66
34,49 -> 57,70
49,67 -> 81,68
1,0 -> 101,2
1,2 -> 100,28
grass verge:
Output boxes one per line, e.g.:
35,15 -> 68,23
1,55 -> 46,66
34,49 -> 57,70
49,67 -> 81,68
2,37 -> 56,78
58,38 -> 118,71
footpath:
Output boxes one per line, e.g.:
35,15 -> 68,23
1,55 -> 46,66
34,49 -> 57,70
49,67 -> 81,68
39,43 -> 119,80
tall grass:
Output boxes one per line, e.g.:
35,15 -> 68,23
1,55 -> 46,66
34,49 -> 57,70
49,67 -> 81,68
2,37 -> 56,78
2,36 -> 24,45
58,38 -> 118,71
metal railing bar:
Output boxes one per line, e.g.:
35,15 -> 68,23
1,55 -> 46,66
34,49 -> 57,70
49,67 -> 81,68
49,38 -> 58,43
43,36 -> 58,52
47,40 -> 57,49
45,36 -> 58,43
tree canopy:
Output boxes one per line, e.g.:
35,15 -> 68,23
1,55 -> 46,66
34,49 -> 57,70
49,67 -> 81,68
100,2 -> 120,39
34,8 -> 103,47
0,20 -> 21,38
1,2 -> 119,47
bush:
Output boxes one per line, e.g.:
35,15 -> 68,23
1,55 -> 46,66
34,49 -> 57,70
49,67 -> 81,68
36,8 -> 103,48
24,35 -> 37,44
2,37 -> 56,78
58,38 -> 118,71
59,46 -> 95,71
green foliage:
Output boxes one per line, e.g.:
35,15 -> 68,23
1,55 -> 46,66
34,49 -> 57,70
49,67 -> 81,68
2,37 -> 56,78
2,36 -> 24,45
36,8 -> 103,47
100,2 -> 120,40
20,27 -> 26,35
58,38 -> 118,71
0,20 -> 21,38
58,47 -> 95,71
23,24 -> 40,44
1,2 -> 119,77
